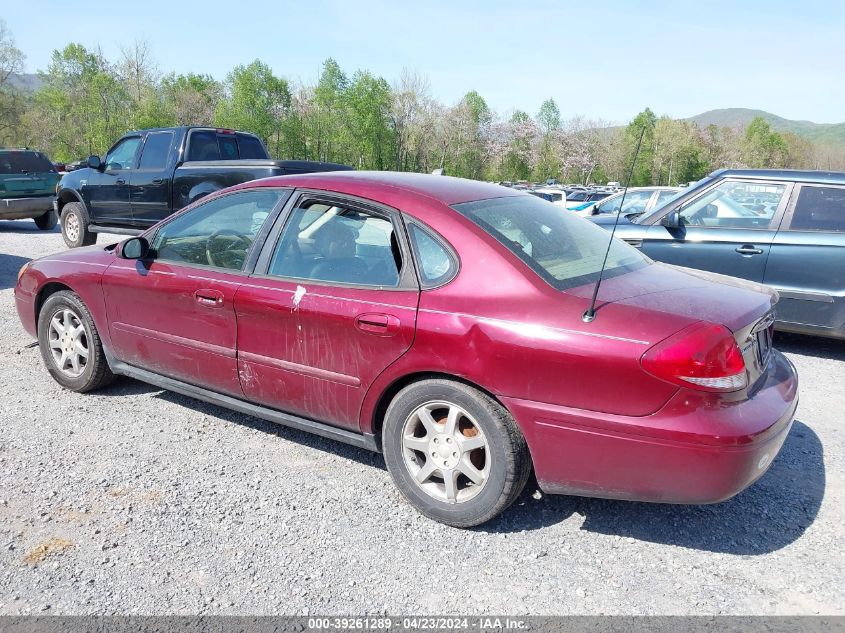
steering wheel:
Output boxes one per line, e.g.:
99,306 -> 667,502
205,229 -> 252,268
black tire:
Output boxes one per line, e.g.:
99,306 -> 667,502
34,209 -> 58,231
60,202 -> 97,248
382,379 -> 532,528
37,290 -> 115,392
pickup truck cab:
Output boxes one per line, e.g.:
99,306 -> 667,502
55,126 -> 350,247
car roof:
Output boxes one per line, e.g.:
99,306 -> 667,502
710,168 -> 845,185
243,171 -> 524,206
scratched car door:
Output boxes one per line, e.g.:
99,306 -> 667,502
234,193 -> 419,431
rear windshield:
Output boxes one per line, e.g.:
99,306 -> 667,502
0,151 -> 56,174
453,195 -> 649,290
186,130 -> 269,161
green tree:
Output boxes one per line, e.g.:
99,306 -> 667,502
161,73 -> 221,126
624,107 -> 657,185
216,60 -> 290,157
28,44 -> 131,161
345,70 -> 394,169
0,19 -> 26,145
536,98 -> 560,135
742,116 -> 787,168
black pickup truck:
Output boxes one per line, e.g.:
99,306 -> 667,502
55,126 -> 350,247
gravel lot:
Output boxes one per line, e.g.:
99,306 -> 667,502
0,218 -> 842,616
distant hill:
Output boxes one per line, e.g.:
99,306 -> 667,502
688,108 -> 845,146
5,72 -> 43,93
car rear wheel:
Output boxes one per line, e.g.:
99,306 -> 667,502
34,209 -> 58,231
37,290 -> 115,392
382,379 -> 531,528
61,202 -> 97,248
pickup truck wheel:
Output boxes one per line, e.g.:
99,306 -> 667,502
34,209 -> 58,231
61,202 -> 97,248
37,291 -> 115,392
382,379 -> 532,528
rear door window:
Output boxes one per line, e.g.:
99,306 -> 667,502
787,185 -> 845,232
138,132 -> 174,170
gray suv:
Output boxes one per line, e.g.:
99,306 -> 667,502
591,169 -> 845,339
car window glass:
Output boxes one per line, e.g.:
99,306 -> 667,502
597,190 -> 652,214
187,130 -> 220,161
138,132 -> 174,170
219,135 -> 239,160
151,189 -> 283,271
455,195 -> 648,290
269,200 -> 401,286
237,134 -> 267,159
105,137 -> 141,170
655,189 -> 681,207
408,223 -> 456,287
789,186 -> 845,232
0,151 -> 55,173
679,181 -> 786,229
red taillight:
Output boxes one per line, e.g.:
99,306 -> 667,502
641,323 -> 747,392
216,128 -> 234,134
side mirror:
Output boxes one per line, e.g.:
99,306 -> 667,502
589,204 -> 599,216
661,210 -> 681,228
119,236 -> 150,260
87,155 -> 101,170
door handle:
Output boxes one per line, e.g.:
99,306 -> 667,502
622,238 -> 642,248
355,313 -> 400,336
151,178 -> 164,184
735,245 -> 764,255
115,178 -> 126,185
194,289 -> 224,306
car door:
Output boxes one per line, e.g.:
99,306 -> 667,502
234,192 -> 419,431
85,136 -> 141,224
102,187 -> 289,396
639,178 -> 792,282
763,183 -> 845,333
130,130 -> 175,226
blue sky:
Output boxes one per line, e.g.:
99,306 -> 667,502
5,0 -> 844,123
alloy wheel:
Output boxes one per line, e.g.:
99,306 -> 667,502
48,308 -> 89,377
401,401 -> 491,504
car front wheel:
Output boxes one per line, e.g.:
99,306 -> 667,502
61,202 -> 97,248
382,379 -> 532,528
37,290 -> 114,392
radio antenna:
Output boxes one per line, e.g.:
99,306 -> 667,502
582,125 -> 647,323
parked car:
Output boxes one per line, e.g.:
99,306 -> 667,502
0,148 -> 60,230
529,187 -> 567,207
55,126 -> 351,248
564,189 -> 611,209
573,186 -> 682,217
592,168 -> 845,339
15,172 -> 797,527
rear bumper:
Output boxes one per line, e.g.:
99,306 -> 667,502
0,196 -> 54,219
505,350 -> 798,504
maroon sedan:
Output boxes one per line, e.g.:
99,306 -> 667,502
15,172 -> 798,527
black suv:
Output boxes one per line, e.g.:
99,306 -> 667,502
591,169 -> 845,339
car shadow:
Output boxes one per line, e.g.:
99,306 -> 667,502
150,387 -> 386,471
0,219 -> 60,233
94,376 -> 822,553
0,253 -> 33,290
775,331 -> 844,361
482,420 -> 824,555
